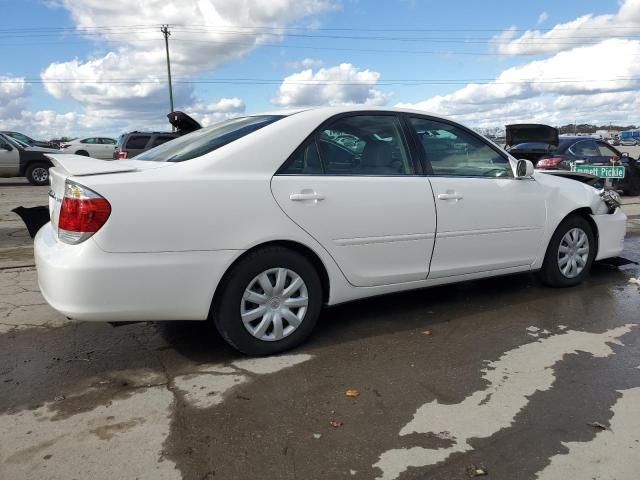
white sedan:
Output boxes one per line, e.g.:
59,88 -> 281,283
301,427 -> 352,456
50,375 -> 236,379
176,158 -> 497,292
35,107 -> 627,355
60,137 -> 117,159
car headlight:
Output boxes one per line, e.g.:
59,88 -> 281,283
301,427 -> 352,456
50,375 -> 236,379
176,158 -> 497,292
600,189 -> 622,212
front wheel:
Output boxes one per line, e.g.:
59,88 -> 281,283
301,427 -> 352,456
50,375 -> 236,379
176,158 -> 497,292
25,162 -> 50,186
537,215 -> 595,287
212,247 -> 323,356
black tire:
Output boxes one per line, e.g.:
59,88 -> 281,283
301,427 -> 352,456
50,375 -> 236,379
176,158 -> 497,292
75,150 -> 90,156
537,215 -> 596,287
212,246 -> 323,356
25,162 -> 51,186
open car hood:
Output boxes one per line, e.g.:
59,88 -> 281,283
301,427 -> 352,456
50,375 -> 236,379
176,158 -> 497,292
505,124 -> 559,147
167,111 -> 202,135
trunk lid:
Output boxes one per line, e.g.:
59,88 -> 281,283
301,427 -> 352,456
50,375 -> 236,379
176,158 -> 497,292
167,111 -> 202,135
505,124 -> 559,147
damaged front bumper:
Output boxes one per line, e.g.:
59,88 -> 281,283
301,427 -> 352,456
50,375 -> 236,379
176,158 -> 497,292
592,208 -> 627,261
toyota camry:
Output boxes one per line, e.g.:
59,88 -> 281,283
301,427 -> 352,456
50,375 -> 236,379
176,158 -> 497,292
35,107 -> 627,355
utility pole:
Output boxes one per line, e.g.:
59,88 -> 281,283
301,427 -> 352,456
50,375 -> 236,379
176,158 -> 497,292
160,24 -> 175,129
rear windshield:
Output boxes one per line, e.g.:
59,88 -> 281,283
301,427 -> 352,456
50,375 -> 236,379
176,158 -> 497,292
135,115 -> 284,162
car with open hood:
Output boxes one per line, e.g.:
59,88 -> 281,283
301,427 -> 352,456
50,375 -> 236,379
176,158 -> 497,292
1,130 -> 60,149
113,111 -> 202,159
506,124 -> 640,195
35,107 -> 626,355
0,133 -> 66,185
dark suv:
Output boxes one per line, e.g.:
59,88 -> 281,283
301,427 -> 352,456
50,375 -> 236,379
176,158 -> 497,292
113,111 -> 204,159
113,132 -> 178,159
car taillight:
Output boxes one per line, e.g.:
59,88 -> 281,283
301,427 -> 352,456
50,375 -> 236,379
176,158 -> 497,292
537,157 -> 563,169
118,150 -> 128,160
58,182 -> 111,244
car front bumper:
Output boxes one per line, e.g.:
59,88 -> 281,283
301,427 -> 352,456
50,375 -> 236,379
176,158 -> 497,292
592,208 -> 627,261
34,223 -> 239,322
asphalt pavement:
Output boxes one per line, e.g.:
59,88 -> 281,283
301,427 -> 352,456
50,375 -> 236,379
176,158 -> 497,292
1,178 -> 640,480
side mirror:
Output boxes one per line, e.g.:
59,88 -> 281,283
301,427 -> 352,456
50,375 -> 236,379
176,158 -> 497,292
622,152 -> 629,157
516,159 -> 534,178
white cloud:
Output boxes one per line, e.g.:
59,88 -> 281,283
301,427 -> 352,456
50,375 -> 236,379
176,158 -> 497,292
0,77 -> 29,120
537,11 -> 548,25
493,0 -> 640,56
187,97 -> 246,126
397,39 -> 640,127
0,71 -> 243,137
286,58 -> 325,70
272,63 -> 388,107
40,0 -> 337,127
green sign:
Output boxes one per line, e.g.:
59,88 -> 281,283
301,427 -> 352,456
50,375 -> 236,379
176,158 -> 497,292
571,164 -> 625,179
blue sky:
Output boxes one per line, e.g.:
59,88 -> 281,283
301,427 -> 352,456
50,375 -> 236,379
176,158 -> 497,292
0,0 -> 638,137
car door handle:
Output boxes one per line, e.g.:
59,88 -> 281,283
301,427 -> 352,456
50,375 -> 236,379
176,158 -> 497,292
437,192 -> 463,201
290,192 -> 325,202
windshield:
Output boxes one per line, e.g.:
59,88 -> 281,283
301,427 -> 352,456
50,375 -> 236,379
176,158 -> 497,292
7,132 -> 33,144
135,115 -> 284,162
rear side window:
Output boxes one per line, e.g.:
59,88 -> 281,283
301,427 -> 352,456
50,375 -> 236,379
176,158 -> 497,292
281,140 -> 323,174
136,115 -> 283,162
151,135 -> 176,147
125,135 -> 151,150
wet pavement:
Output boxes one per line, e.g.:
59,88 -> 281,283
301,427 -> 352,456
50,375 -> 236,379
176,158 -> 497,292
1,178 -> 640,480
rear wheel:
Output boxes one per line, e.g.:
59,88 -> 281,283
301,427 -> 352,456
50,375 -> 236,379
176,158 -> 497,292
212,247 -> 322,356
537,215 -> 595,287
75,150 -> 89,156
25,162 -> 50,186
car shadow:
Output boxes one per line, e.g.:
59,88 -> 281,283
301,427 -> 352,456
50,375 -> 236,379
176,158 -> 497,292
158,263 -> 631,364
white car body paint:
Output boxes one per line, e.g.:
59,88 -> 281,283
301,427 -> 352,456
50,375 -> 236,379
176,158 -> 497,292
61,137 -> 117,160
534,387 -> 640,480
373,324 -> 636,480
34,106 -> 626,322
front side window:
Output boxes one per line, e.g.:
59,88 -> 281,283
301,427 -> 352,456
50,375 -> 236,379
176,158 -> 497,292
101,138 -> 116,145
317,115 -> 413,175
81,138 -> 95,144
410,117 -> 513,178
0,135 -> 13,150
8,132 -> 32,144
136,115 -> 283,162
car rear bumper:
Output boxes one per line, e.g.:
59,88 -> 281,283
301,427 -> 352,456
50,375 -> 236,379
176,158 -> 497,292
34,223 -> 239,322
592,208 -> 627,261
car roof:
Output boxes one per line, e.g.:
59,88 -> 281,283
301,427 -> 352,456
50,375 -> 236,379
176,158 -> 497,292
261,105 -> 443,117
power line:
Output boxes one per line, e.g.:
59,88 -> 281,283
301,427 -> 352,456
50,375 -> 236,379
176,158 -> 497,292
3,77 -> 640,86
0,24 -> 639,45
2,23 -> 640,33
